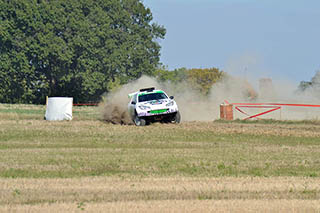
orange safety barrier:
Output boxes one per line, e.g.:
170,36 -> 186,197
234,105 -> 281,120
224,100 -> 320,120
73,103 -> 99,106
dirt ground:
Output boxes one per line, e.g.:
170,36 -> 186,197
1,104 -> 320,212
1,177 -> 320,212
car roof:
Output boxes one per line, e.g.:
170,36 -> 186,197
128,89 -> 166,99
138,90 -> 164,95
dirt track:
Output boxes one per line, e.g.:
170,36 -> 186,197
1,177 -> 320,212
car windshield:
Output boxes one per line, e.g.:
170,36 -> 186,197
138,92 -> 167,102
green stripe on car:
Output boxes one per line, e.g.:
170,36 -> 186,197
150,109 -> 168,114
138,91 -> 164,96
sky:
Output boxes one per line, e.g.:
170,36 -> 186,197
143,0 -> 320,84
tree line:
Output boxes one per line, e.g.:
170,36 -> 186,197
2,0 -> 319,104
0,0 -> 165,104
0,0 -> 245,104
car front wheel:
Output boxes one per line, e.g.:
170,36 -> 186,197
134,115 -> 146,126
172,111 -> 181,124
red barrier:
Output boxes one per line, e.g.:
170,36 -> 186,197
234,105 -> 281,120
232,102 -> 320,108
73,103 -> 99,106
235,106 -> 281,120
226,101 -> 320,120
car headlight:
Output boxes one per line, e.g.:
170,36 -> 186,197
166,101 -> 174,107
138,105 -> 150,110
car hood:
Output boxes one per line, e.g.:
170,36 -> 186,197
145,99 -> 169,105
138,99 -> 171,108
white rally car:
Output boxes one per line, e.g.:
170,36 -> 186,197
128,87 -> 181,126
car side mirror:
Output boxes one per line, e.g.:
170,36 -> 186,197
131,101 -> 136,105
170,96 -> 174,99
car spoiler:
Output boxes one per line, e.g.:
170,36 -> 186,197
128,87 -> 156,98
140,87 -> 155,92
128,92 -> 137,99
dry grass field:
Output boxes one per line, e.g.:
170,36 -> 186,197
0,104 -> 320,212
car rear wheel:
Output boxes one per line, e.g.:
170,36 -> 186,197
134,115 -> 146,126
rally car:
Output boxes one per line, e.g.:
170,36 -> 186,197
128,87 -> 181,126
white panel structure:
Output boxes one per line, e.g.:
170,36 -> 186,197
45,97 -> 73,121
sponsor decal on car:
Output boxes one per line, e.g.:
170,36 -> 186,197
149,109 -> 168,114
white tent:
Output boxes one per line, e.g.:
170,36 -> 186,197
45,97 -> 73,121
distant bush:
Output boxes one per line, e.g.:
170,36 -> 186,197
298,71 -> 320,99
154,67 -> 225,95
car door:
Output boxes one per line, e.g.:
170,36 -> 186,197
128,94 -> 137,117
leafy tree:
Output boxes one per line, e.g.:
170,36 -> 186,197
154,67 -> 224,96
311,71 -> 320,86
298,81 -> 312,92
154,66 -> 187,83
186,68 -> 224,95
298,70 -> 320,92
0,0 -> 165,103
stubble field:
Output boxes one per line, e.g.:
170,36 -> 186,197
0,104 -> 320,212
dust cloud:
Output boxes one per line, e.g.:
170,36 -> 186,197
101,72 -> 320,123
101,75 -> 255,123
101,76 -> 162,124
229,78 -> 320,121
